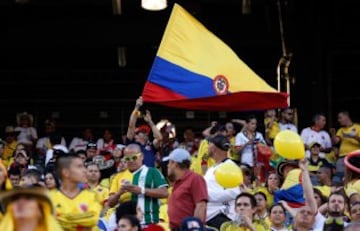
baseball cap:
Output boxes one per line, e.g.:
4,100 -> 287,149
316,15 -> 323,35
86,142 -> 97,150
208,134 -> 230,151
180,217 -> 213,231
14,150 -> 29,160
309,142 -> 321,149
162,148 -> 191,163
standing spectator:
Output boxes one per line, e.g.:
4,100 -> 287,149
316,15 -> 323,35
14,112 -> 38,154
86,162 -> 110,215
97,128 -> 117,153
235,115 -> 266,168
2,126 -> 20,168
264,109 -> 280,147
35,119 -> 66,170
204,134 -> 241,230
126,96 -> 162,168
278,108 -> 298,133
330,110 -> 360,185
50,153 -> 102,230
300,113 -> 332,159
120,143 -> 168,225
68,127 -> 95,152
164,148 -> 208,230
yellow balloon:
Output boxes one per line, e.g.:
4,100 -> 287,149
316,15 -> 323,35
274,130 -> 305,160
215,162 -> 243,188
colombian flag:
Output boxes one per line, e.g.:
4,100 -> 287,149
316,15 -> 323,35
142,4 -> 288,112
274,169 -> 305,208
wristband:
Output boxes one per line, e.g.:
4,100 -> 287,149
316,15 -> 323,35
140,186 -> 146,195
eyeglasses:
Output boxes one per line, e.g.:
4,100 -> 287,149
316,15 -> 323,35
123,153 -> 141,162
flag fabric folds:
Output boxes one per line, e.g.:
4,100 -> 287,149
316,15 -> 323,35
142,3 -> 288,112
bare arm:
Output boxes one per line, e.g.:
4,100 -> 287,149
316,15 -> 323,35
202,121 -> 217,138
107,190 -> 126,208
122,184 -> 169,198
299,159 -> 318,214
143,110 -> 163,148
278,200 -> 296,218
126,96 -> 143,140
194,201 -> 207,223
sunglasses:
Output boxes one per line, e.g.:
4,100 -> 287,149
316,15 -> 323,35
123,153 -> 141,162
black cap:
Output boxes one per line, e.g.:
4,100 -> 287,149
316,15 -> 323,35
86,142 -> 97,150
209,134 -> 230,151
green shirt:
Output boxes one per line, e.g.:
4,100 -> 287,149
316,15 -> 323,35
132,165 -> 168,224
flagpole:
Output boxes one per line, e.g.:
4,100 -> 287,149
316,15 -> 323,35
276,0 -> 292,106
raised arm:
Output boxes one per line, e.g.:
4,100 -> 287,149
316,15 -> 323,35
127,96 -> 143,140
299,158 -> 318,214
143,110 -> 163,148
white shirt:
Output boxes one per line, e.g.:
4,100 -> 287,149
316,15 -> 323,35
204,159 -> 241,221
279,122 -> 298,133
300,127 -> 332,158
68,137 -> 89,152
312,212 -> 348,231
15,126 -> 38,145
235,131 -> 265,167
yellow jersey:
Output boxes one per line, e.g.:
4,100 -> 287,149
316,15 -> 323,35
336,124 -> 360,156
91,184 -> 109,206
50,189 -> 102,231
109,169 -> 133,203
220,220 -> 269,231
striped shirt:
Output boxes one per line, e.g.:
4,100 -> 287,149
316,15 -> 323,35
132,165 -> 168,224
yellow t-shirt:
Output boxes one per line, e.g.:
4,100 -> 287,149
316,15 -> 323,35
3,141 -> 17,168
50,189 -> 102,231
264,117 -> 280,140
336,124 -> 360,156
109,169 -> 133,203
192,139 -> 215,175
91,184 -> 109,206
228,136 -> 240,162
220,220 -> 268,231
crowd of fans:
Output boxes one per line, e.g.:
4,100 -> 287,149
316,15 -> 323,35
0,96 -> 360,231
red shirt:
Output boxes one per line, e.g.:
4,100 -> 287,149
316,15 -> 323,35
168,170 -> 208,229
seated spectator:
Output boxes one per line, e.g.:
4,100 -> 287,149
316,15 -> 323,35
307,142 -> 335,185
220,192 -> 268,231
20,169 -> 42,186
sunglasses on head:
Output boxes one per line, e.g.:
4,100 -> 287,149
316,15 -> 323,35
123,153 -> 141,162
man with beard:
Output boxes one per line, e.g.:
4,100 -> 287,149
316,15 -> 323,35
165,148 -> 208,231
316,191 -> 349,231
311,191 -> 348,231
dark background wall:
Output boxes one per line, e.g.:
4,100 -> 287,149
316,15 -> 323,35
0,0 -> 359,140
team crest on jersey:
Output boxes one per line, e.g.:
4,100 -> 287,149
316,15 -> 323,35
213,75 -> 229,95
80,203 -> 88,212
